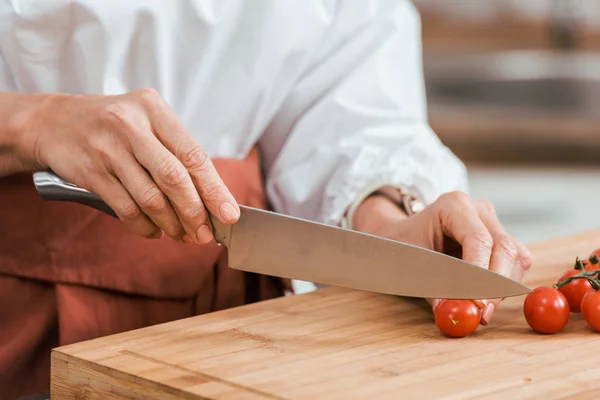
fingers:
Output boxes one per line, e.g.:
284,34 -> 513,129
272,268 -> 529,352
106,93 -> 213,245
46,89 -> 237,245
141,89 -> 240,225
427,298 -> 486,312
512,240 -> 534,282
475,199 -> 533,279
110,149 -> 186,241
432,193 -> 494,324
428,298 -> 441,310
473,199 -> 534,324
131,134 -> 213,244
437,192 -> 494,271
87,170 -> 162,239
434,192 -> 534,326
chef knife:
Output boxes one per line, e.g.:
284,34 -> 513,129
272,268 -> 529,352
32,170 -> 531,300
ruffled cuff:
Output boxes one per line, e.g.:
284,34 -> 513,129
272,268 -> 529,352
321,125 -> 469,228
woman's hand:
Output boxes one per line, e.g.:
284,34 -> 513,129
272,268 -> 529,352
352,190 -> 534,325
13,89 -> 239,244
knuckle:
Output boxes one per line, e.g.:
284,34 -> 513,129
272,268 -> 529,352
88,133 -> 117,161
138,186 -> 168,212
180,202 -> 206,222
104,102 -> 142,140
179,144 -> 209,171
520,256 -> 534,271
519,249 -> 534,271
163,224 -> 185,239
136,88 -> 162,108
117,201 -> 142,220
496,234 -> 519,261
78,161 -> 108,190
157,159 -> 188,187
469,231 -> 494,253
140,227 -> 160,239
477,199 -> 496,215
105,101 -> 135,125
442,190 -> 472,208
203,184 -> 228,203
80,157 -> 99,176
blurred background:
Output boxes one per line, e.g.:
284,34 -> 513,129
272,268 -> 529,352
413,0 -> 600,244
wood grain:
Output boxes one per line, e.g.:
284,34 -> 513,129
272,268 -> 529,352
51,230 -> 600,399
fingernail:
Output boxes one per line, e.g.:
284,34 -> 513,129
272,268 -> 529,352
153,230 -> 164,239
473,300 -> 487,310
182,235 -> 194,244
220,202 -> 239,222
481,303 -> 495,325
196,224 -> 213,244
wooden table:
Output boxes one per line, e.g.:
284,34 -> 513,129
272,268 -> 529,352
51,230 -> 600,399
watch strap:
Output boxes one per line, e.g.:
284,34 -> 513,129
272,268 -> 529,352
340,184 -> 425,230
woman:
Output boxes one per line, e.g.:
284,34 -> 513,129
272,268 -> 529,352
0,1 -> 532,398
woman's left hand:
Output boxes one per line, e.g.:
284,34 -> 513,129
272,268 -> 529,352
352,190 -> 534,326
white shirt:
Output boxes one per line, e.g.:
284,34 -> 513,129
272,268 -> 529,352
0,0 -> 468,228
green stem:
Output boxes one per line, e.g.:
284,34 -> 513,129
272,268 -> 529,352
554,269 -> 600,289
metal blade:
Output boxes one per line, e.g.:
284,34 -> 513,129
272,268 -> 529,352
30,170 -> 531,300
225,206 -> 531,299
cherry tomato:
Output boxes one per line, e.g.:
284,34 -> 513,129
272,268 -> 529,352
587,252 -> 600,270
434,299 -> 481,338
581,290 -> 600,332
572,257 -> 595,272
556,269 -> 592,313
523,286 -> 570,334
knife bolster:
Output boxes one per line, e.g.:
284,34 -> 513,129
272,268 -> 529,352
209,214 -> 232,247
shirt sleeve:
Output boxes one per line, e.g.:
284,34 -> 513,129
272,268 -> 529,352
258,0 -> 469,226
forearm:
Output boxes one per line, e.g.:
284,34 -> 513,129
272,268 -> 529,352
0,92 -> 41,177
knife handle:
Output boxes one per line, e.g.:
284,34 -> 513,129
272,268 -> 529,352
33,170 -> 118,217
32,170 -> 229,245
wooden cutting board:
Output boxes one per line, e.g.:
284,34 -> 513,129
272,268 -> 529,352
51,230 -> 600,400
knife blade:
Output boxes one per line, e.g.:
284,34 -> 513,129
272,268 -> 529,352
32,170 -> 531,300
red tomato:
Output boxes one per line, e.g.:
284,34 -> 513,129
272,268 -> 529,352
523,286 -> 570,334
434,299 -> 481,338
556,269 -> 592,313
581,290 -> 600,332
587,252 -> 600,271
581,259 -> 591,271
572,257 -> 595,272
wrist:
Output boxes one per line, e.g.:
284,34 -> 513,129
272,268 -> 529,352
352,193 -> 409,235
5,93 -> 51,171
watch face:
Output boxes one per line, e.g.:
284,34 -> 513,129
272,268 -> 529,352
411,201 -> 426,213
402,195 -> 425,215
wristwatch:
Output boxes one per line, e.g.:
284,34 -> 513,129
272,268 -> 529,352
340,185 -> 425,230
371,186 -> 426,216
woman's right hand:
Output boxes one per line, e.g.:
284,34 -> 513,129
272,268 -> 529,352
15,89 -> 240,244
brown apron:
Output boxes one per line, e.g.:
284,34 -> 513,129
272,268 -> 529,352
0,148 -> 291,400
